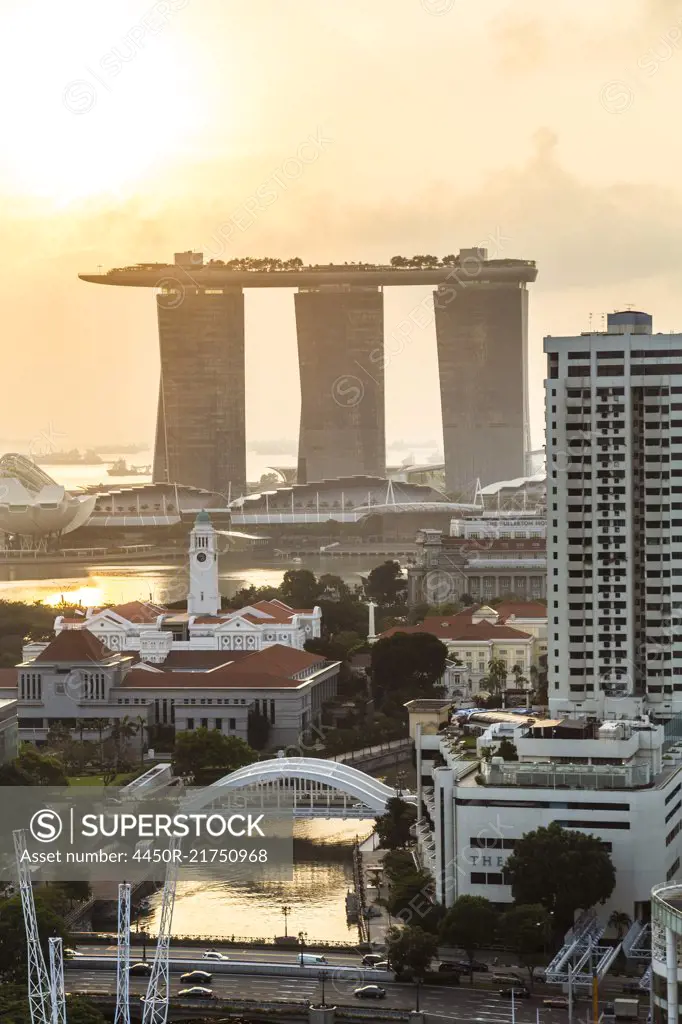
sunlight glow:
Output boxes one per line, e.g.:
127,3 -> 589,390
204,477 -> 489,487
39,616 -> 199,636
43,585 -> 103,608
0,1 -> 208,203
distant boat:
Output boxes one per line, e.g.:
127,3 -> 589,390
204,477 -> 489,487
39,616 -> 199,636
37,449 -> 102,465
107,459 -> 151,477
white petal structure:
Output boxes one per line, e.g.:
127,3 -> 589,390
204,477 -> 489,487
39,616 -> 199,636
0,453 -> 96,536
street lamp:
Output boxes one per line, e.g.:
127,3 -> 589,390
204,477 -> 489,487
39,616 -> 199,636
281,904 -> 292,938
415,975 -> 423,1012
319,969 -> 327,1007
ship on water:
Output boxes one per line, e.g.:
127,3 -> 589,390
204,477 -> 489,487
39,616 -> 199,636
37,448 -> 103,465
107,458 -> 151,477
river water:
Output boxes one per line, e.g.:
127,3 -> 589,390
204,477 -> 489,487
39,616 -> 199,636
143,820 -> 377,944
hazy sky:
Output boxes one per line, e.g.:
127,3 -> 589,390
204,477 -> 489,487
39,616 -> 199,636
2,0 -> 681,457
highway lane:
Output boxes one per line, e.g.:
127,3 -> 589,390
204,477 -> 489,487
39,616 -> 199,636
67,968 -> 574,1022
73,943 -> 365,967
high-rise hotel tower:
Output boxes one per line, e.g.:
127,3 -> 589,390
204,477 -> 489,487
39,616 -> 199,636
546,310 -> 682,719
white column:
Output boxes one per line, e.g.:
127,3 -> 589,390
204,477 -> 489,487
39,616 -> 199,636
667,926 -> 679,1024
416,722 -> 423,821
367,601 -> 377,642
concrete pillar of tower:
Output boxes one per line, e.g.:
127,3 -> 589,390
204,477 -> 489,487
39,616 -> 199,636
667,926 -> 679,1024
295,286 -> 385,483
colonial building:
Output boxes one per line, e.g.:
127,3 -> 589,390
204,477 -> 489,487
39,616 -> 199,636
378,602 -> 547,695
407,520 -> 546,608
0,512 -> 336,749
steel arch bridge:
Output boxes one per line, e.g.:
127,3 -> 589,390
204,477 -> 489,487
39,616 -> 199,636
188,756 -> 415,818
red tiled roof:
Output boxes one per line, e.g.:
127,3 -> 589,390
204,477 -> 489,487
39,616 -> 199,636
116,667 -> 305,690
495,601 -> 547,620
0,667 -> 17,689
34,630 -> 117,663
105,601 -> 166,623
190,616 -> 224,625
160,651 -> 250,670
379,620 -> 531,642
237,645 -> 326,675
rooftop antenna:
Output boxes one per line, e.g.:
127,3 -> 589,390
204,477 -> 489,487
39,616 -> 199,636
588,312 -> 593,332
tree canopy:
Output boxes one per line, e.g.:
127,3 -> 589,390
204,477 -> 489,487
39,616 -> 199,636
364,561 -> 406,605
375,796 -> 417,850
385,925 -> 438,979
370,632 -> 447,708
497,904 -> 551,988
504,823 -> 615,933
171,729 -> 257,780
0,892 -> 71,982
438,896 -> 497,978
279,569 -> 323,608
0,986 -> 106,1024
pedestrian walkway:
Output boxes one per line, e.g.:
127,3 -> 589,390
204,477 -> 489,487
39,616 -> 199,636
359,838 -> 392,949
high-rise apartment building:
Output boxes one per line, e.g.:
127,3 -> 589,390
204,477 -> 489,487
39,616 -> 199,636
545,310 -> 682,719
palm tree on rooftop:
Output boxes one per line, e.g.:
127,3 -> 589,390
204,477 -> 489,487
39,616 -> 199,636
608,910 -> 632,941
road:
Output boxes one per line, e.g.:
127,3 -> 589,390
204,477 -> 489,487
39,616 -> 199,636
67,967 -> 576,1022
75,942 -> 365,966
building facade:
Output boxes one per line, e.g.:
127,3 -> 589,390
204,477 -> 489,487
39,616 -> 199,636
433,249 -> 537,495
407,525 -> 547,607
545,310 -> 682,719
411,704 -> 682,922
0,698 -> 18,763
153,284 -> 246,495
295,287 -> 385,483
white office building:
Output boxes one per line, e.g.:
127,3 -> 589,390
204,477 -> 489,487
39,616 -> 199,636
410,702 -> 682,921
545,310 -> 682,719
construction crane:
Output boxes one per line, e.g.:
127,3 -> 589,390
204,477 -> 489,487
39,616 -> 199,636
48,938 -> 67,1024
141,839 -> 180,1024
114,883 -> 132,1024
13,829 -> 52,1024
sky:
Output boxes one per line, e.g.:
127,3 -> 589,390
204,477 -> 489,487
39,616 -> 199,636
2,0 -> 682,458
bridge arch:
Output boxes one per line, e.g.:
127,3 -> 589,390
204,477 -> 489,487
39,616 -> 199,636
190,756 -> 406,815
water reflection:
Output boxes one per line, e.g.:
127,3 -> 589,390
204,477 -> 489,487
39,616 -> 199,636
145,820 -> 375,943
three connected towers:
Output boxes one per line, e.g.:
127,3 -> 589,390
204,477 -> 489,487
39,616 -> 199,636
80,249 -> 537,497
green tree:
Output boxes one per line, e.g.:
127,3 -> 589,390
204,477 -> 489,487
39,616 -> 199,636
65,997 -> 107,1024
172,728 -> 257,780
371,632 -> 447,707
247,710 -> 271,751
279,569 -> 322,608
0,762 -> 37,785
497,904 -> 551,989
375,796 -> 417,850
439,896 -> 497,982
386,867 -> 435,921
0,892 -> 71,981
110,716 -> 138,758
497,737 -> 518,761
505,823 -> 616,933
319,574 -> 351,601
364,561 -> 406,605
15,748 -> 68,785
482,657 -> 507,695
385,925 -> 438,980
608,910 -> 632,941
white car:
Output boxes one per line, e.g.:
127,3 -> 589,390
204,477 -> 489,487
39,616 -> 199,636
202,950 -> 229,961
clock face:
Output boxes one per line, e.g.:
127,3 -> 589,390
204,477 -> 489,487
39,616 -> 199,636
196,552 -> 207,563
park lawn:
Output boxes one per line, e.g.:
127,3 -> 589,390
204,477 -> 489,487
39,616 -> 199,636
68,772 -> 138,786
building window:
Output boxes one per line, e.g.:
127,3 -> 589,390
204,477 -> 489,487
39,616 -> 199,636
229,717 -> 236,731
215,718 -> 222,731
201,717 -> 208,729
186,718 -> 194,730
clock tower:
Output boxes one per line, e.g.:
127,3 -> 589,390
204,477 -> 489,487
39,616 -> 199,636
188,509 -> 220,615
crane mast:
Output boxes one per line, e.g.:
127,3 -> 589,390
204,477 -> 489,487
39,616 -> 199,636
48,937 -> 67,1024
141,840 -> 180,1024
114,883 -> 132,1024
13,829 -> 52,1024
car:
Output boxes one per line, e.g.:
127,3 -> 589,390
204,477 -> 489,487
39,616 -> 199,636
544,997 -> 570,1009
373,961 -> 390,971
180,971 -> 213,984
362,953 -> 384,967
470,959 -> 489,972
178,986 -> 214,999
438,961 -> 461,973
129,962 -> 152,976
354,985 -> 386,999
499,987 -> 531,1000
202,950 -> 229,961
63,948 -> 80,959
